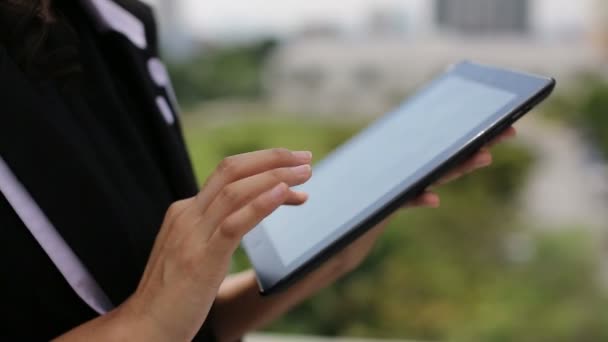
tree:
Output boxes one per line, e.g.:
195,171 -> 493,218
167,39 -> 278,107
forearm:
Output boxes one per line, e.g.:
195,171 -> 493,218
211,260 -> 347,342
52,312 -> 125,341
211,220 -> 392,342
53,266 -> 333,342
52,299 -> 167,342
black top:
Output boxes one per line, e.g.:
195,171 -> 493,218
0,1 -> 215,340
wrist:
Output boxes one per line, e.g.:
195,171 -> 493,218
114,295 -> 183,342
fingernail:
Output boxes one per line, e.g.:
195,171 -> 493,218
270,183 -> 286,201
291,164 -> 312,178
475,155 -> 492,167
293,151 -> 312,163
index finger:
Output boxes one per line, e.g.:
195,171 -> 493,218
195,148 -> 313,212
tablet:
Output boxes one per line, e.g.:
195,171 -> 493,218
243,61 -> 555,295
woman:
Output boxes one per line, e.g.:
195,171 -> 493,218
0,0 -> 516,340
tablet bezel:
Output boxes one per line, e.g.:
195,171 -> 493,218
243,61 -> 555,295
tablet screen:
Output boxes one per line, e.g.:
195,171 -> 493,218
260,75 -> 517,267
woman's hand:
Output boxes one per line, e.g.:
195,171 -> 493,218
126,148 -> 315,341
55,148 -> 314,342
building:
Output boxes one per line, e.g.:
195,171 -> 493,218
593,0 -> 608,57
264,37 -> 602,117
263,0 -> 601,117
366,7 -> 410,36
436,0 -> 530,35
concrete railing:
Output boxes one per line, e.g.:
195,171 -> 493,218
245,334 -> 415,342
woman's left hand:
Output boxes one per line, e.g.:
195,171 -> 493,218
318,126 -> 517,278
210,128 -> 518,341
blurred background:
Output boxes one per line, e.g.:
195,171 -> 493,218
144,0 -> 608,340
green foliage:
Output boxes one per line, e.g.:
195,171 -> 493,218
544,76 -> 608,159
184,117 -> 362,184
450,231 -> 608,342
579,80 -> 608,159
167,40 -> 277,107
183,115 -> 608,341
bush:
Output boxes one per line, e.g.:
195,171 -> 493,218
544,77 -> 608,159
167,40 -> 277,107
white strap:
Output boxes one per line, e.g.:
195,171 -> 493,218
0,156 -> 113,315
82,0 -> 180,127
156,95 -> 176,125
148,57 -> 181,116
88,0 -> 148,49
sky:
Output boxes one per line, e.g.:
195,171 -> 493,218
144,0 -> 597,40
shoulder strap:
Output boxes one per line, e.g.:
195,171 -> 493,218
81,0 -> 148,49
0,156 -> 113,314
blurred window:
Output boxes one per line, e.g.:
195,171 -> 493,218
354,65 -> 383,88
290,66 -> 325,91
436,0 -> 530,35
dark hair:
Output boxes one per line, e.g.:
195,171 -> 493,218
1,0 -> 81,80
2,0 -> 53,18
0,0 -> 54,52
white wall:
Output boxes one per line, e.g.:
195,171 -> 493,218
142,0 -> 597,41
531,0 -> 595,38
